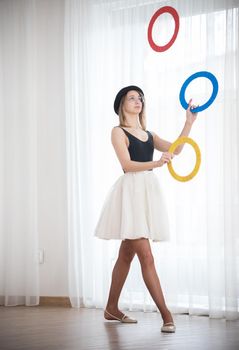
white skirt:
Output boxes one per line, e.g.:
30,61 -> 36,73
94,171 -> 170,242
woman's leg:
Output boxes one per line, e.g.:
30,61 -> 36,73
104,240 -> 135,319
129,238 -> 174,324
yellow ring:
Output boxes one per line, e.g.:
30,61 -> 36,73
167,136 -> 201,182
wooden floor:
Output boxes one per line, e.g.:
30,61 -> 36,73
0,306 -> 239,350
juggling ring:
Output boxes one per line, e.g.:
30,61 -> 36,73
179,71 -> 219,113
167,137 -> 201,182
148,6 -> 180,52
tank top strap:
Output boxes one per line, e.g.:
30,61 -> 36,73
117,126 -> 129,136
119,126 -> 138,136
118,126 -> 152,138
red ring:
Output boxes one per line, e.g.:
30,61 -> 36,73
148,6 -> 180,52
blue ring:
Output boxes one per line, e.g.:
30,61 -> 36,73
179,71 -> 218,113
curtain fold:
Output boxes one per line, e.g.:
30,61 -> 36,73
222,6 -> 239,319
65,0 -> 239,320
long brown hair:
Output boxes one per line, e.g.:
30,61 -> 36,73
118,94 -> 146,130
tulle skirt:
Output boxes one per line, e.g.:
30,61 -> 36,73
94,171 -> 170,242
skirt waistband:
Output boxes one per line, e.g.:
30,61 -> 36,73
123,169 -> 153,173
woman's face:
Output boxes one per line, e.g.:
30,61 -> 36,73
123,90 -> 143,115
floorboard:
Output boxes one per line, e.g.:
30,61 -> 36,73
0,306 -> 238,350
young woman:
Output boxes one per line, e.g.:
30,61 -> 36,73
95,85 -> 197,333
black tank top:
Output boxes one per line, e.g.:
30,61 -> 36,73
119,127 -> 154,162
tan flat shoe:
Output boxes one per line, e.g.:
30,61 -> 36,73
104,309 -> 138,323
161,322 -> 176,333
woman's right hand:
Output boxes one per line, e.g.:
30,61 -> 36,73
158,152 -> 173,167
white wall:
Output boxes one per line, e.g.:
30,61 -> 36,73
35,0 -> 68,297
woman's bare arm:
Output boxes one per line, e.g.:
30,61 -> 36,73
152,100 -> 198,155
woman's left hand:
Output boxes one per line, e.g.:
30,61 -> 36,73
186,98 -> 198,125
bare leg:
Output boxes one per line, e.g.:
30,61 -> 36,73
129,238 -> 174,324
104,240 -> 135,320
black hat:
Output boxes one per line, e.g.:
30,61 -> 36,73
113,85 -> 144,115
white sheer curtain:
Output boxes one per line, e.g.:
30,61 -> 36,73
65,0 -> 239,320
